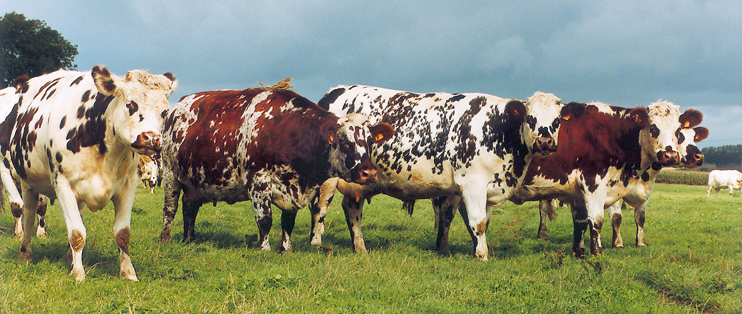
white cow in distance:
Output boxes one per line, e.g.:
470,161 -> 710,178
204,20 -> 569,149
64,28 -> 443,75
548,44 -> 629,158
707,170 -> 742,197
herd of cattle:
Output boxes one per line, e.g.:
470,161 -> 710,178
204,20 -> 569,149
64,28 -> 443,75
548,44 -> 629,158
0,65 -> 724,281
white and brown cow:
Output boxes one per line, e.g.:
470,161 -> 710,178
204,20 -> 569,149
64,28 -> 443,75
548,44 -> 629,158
0,66 -> 177,281
0,83 -> 51,240
313,85 -> 569,260
606,124 -> 708,248
707,170 -> 742,197
158,82 -> 394,253
503,101 -> 700,257
137,154 -> 159,193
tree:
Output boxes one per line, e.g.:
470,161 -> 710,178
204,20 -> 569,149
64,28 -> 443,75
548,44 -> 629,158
0,12 -> 78,87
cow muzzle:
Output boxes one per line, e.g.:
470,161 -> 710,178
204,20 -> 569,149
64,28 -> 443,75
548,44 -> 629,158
656,150 -> 680,166
355,168 -> 378,184
532,137 -> 557,156
682,152 -> 704,168
131,131 -> 162,155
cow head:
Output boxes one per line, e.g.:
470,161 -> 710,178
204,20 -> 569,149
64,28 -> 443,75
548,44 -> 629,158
676,108 -> 708,168
92,66 -> 177,156
521,92 -> 566,156
325,113 -> 394,184
640,101 -> 687,167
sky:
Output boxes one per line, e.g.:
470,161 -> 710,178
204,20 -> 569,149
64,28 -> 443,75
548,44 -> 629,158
2,0 -> 740,148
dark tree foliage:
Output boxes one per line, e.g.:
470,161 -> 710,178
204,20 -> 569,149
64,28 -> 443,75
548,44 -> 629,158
701,144 -> 742,170
0,12 -> 78,87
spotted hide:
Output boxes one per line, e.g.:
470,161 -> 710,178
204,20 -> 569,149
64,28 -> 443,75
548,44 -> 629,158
0,83 -> 50,240
499,101 -> 701,257
158,85 -> 393,253
0,66 -> 177,281
313,85 -> 568,260
606,123 -> 708,248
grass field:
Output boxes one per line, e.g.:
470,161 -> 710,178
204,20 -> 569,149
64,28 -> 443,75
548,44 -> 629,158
0,182 -> 740,313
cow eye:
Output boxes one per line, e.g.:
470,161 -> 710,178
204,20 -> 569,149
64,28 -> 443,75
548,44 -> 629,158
126,101 -> 139,115
161,110 -> 168,119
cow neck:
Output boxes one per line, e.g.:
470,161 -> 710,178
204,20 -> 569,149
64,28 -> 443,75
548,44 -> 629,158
102,103 -> 137,178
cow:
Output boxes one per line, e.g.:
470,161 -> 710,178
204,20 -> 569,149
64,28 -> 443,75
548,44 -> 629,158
707,170 -> 742,197
501,101 -> 701,257
429,101 -> 699,257
0,66 -> 177,281
0,83 -> 51,240
606,124 -> 708,248
312,85 -> 570,260
137,154 -> 159,193
157,80 -> 394,253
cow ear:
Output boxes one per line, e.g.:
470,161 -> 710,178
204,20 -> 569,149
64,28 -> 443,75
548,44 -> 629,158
321,122 -> 339,144
679,109 -> 703,128
370,122 -> 394,144
505,100 -> 526,123
561,102 -> 586,121
163,72 -> 178,96
628,107 -> 649,127
693,126 -> 709,143
92,65 -> 116,96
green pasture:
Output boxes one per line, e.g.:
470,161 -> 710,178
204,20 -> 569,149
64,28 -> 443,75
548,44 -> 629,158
0,182 -> 740,313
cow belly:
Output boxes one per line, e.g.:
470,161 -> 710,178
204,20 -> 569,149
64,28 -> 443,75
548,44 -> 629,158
375,168 -> 457,200
183,183 -> 250,205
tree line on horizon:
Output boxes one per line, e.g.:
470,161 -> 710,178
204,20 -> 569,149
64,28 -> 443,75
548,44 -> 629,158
701,145 -> 742,171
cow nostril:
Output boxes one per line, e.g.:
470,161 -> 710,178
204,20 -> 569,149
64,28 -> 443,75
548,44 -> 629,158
361,169 -> 377,180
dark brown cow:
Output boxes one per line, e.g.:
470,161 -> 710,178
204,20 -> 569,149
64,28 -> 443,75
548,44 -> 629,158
158,83 -> 394,252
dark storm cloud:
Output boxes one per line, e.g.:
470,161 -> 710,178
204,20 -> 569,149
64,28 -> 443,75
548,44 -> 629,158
2,0 -> 740,146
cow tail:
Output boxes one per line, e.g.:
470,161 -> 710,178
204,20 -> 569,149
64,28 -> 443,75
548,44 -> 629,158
402,200 -> 415,216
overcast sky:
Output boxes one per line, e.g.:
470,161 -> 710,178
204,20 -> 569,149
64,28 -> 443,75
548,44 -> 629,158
2,0 -> 740,148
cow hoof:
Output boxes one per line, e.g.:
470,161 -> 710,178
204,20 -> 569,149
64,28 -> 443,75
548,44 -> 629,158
158,231 -> 171,244
309,237 -> 322,246
70,268 -> 86,281
317,245 -> 333,253
120,271 -> 139,281
19,250 -> 31,262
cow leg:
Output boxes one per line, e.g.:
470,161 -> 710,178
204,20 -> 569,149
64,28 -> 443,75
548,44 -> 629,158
460,188 -> 490,261
2,167 -> 25,239
634,201 -> 648,247
536,200 -> 554,240
160,169 -> 181,243
310,178 -> 338,246
181,197 -> 201,243
570,203 -> 588,258
585,201 -> 604,256
341,195 -> 367,253
111,177 -> 139,281
12,206 -> 23,239
50,176 -> 87,281
607,202 -> 623,248
19,189 -> 40,262
432,195 -> 460,254
36,196 -> 49,239
252,196 -> 273,251
279,210 -> 298,253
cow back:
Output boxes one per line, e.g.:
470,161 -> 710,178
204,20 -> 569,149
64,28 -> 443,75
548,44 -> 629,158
163,88 -> 339,201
